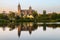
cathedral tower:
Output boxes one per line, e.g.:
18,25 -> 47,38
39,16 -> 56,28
18,3 -> 21,16
29,6 -> 32,15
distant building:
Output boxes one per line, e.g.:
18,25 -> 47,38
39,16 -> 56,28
17,3 -> 35,16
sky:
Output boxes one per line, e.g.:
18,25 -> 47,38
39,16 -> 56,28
0,0 -> 60,13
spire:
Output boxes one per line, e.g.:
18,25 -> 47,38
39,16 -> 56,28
18,3 -> 20,8
18,0 -> 21,10
29,6 -> 32,9
29,6 -> 32,15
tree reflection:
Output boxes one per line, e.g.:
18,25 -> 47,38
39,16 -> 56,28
2,26 -> 6,31
8,23 -> 15,31
43,22 -> 46,31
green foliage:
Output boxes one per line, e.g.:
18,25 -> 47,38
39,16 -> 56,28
32,11 -> 38,18
8,11 -> 15,20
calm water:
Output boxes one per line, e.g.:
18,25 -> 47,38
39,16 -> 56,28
0,22 -> 60,40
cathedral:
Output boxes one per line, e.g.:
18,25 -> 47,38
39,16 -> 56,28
17,3 -> 35,16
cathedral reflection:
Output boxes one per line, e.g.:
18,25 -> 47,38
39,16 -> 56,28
18,24 -> 21,37
17,22 -> 38,37
0,22 -> 60,37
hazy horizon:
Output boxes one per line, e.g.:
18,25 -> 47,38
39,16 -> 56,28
0,0 -> 60,13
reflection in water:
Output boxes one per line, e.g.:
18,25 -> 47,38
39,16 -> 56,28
17,22 -> 38,37
43,22 -> 46,31
18,25 -> 21,37
0,22 -> 60,38
2,26 -> 5,31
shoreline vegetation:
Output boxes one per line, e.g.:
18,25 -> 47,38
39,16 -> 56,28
0,10 -> 60,24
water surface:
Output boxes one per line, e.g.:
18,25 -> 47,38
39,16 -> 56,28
0,22 -> 60,40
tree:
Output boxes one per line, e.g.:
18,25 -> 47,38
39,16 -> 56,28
32,11 -> 38,18
32,11 -> 38,22
51,12 -> 57,20
8,11 -> 15,20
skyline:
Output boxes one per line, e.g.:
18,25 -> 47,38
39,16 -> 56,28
0,0 -> 60,13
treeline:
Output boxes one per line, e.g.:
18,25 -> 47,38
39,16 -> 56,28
37,10 -> 60,22
0,10 -> 60,24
